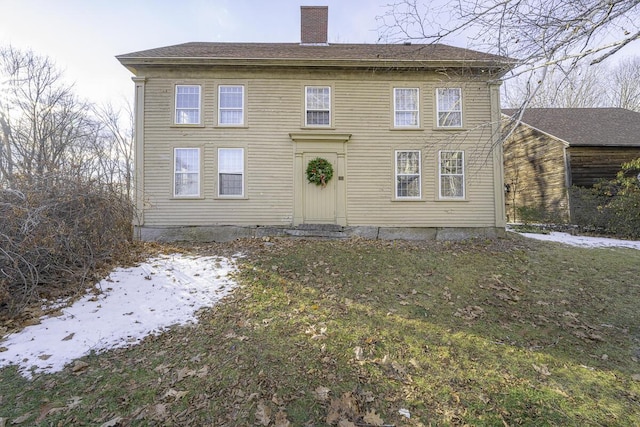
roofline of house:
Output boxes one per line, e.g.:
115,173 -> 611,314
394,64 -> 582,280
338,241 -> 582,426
117,56 -> 515,76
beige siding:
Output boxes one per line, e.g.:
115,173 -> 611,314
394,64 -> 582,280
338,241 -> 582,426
138,68 -> 500,228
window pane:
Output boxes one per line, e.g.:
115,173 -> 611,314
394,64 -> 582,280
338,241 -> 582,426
306,87 -> 330,109
219,148 -> 243,172
174,148 -> 199,196
395,150 -> 421,198
395,88 -> 418,110
397,175 -> 420,198
175,173 -> 199,196
306,111 -> 330,125
440,151 -> 463,174
441,175 -> 464,198
176,85 -> 200,124
397,151 -> 420,174
437,88 -> 462,127
439,151 -> 464,198
220,110 -> 243,124
394,88 -> 419,126
395,111 -> 418,126
218,148 -> 244,196
220,174 -> 243,196
305,87 -> 330,126
175,148 -> 199,172
219,86 -> 243,108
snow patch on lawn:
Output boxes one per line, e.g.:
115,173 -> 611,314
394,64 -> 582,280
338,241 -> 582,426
515,230 -> 640,250
0,254 -> 239,378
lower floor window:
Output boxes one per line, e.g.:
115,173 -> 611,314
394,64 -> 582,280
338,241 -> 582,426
439,150 -> 465,199
218,148 -> 244,196
174,147 -> 200,197
395,150 -> 421,199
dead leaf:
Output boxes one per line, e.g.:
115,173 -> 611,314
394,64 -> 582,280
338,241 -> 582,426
454,305 -> 485,320
532,363 -> 551,376
61,333 -> 75,341
196,365 -> 209,378
100,417 -> 123,427
362,409 -> 384,426
274,410 -> 291,427
66,396 -> 82,410
162,388 -> 188,401
71,360 -> 89,373
255,401 -> 271,426
313,386 -> 331,401
35,404 -> 65,423
354,346 -> 365,361
338,420 -> 356,427
11,413 -> 32,424
149,403 -> 168,421
632,374 -> 640,381
398,407 -> 411,418
175,366 -> 193,382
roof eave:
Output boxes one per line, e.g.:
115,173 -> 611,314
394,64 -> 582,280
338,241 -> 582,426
116,56 -> 515,74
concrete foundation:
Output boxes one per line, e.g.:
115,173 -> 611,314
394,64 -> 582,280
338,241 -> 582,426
135,225 -> 505,243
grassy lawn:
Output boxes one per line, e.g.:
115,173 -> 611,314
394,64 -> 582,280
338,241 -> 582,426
1,235 -> 639,426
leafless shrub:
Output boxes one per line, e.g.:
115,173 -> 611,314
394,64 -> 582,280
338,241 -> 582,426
0,176 -> 133,318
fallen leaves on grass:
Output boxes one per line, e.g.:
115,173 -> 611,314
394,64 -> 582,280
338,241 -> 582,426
454,305 -> 485,320
325,390 -> 385,426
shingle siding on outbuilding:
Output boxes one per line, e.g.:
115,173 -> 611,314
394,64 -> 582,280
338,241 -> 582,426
502,108 -> 640,222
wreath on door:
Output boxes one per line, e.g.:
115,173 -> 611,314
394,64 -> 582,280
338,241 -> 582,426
306,157 -> 334,188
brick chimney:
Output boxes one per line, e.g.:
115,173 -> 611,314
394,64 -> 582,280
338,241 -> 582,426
300,6 -> 328,45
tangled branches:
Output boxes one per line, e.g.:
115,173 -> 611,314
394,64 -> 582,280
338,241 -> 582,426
0,177 -> 134,318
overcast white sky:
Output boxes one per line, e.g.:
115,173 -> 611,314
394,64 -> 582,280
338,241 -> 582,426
2,0 -> 639,111
0,0 -> 388,109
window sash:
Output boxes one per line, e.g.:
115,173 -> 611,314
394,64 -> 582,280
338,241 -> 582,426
439,150 -> 465,199
394,88 -> 419,127
175,85 -> 201,124
174,148 -> 200,197
436,88 -> 462,128
395,150 -> 421,199
305,86 -> 331,126
219,85 -> 244,125
218,148 -> 244,197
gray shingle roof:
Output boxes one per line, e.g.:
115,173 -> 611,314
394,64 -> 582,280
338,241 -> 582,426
117,42 -> 513,68
502,108 -> 640,147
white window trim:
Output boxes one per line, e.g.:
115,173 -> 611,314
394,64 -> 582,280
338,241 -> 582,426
438,150 -> 465,199
174,84 -> 201,125
436,87 -> 463,128
173,147 -> 201,198
218,148 -> 245,198
305,86 -> 331,127
395,150 -> 422,200
393,87 -> 420,128
218,85 -> 245,126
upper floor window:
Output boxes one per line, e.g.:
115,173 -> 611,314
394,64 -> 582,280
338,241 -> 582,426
218,85 -> 244,126
174,148 -> 200,197
436,88 -> 462,128
439,150 -> 465,199
394,88 -> 419,127
305,86 -> 331,126
395,150 -> 421,199
218,148 -> 244,197
175,85 -> 201,124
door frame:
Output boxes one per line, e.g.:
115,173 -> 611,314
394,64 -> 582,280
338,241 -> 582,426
289,132 -> 351,226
